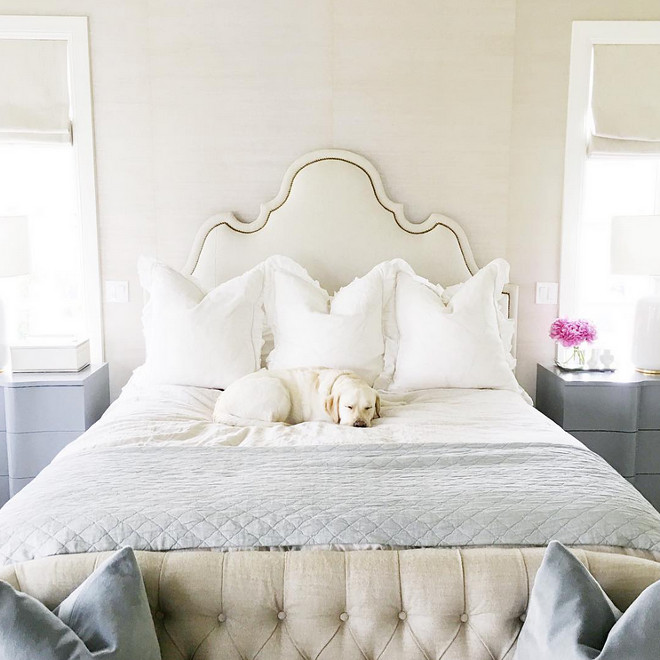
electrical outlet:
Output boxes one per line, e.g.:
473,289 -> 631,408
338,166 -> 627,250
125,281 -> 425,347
536,282 -> 559,305
105,280 -> 129,304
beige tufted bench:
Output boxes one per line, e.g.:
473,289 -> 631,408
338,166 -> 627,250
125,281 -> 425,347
1,547 -> 659,660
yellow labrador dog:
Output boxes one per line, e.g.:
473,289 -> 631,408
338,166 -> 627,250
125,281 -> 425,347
213,368 -> 380,427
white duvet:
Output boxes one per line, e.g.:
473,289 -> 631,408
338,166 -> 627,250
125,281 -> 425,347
58,368 -> 579,459
6,369 -> 660,565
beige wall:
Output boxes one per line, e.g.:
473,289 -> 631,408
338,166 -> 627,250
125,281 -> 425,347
1,1 -> 658,399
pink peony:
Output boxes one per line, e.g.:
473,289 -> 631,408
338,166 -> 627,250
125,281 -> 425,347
549,318 -> 597,348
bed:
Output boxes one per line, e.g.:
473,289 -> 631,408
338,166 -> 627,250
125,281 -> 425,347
2,149 -> 660,660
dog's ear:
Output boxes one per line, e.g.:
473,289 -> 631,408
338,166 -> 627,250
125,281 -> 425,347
374,393 -> 381,419
325,395 -> 340,424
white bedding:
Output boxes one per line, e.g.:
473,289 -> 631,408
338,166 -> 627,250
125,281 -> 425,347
6,371 -> 660,565
58,368 -> 578,459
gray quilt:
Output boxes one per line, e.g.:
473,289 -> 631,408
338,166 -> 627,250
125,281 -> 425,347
1,441 -> 660,565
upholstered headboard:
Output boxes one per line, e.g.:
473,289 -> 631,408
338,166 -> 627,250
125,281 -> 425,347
184,149 -> 518,345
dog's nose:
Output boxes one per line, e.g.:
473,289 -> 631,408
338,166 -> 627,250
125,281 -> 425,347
353,420 -> 367,428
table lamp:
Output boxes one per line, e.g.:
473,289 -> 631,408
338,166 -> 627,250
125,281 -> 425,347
0,216 -> 30,372
611,215 -> 660,374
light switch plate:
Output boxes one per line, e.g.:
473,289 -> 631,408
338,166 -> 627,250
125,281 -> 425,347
105,280 -> 129,304
536,282 -> 559,305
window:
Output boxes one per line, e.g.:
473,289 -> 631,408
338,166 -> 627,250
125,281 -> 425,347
0,143 -> 84,339
0,17 -> 101,361
561,22 -> 660,367
575,157 -> 660,359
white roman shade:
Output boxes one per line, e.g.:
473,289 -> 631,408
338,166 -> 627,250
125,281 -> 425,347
0,39 -> 71,144
589,45 -> 660,155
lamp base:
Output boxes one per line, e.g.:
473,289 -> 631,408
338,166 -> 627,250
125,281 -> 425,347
632,290 -> 660,374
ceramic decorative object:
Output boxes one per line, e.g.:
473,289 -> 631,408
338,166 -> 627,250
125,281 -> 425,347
600,349 -> 615,370
587,348 -> 602,370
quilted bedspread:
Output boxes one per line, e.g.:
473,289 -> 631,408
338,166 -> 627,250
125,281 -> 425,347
1,439 -> 660,565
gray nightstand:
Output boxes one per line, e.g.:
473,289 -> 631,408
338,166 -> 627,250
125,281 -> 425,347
0,363 -> 110,504
536,363 -> 660,509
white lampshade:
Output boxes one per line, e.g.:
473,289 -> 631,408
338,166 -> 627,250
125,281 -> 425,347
0,216 -> 30,278
611,215 -> 660,276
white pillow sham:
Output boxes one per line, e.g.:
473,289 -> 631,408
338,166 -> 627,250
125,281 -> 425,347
443,281 -> 516,370
138,257 -> 264,389
387,259 -> 520,392
263,256 -> 387,384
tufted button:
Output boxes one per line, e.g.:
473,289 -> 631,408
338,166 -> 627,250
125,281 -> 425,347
339,612 -> 349,622
520,612 -> 527,623
398,611 -> 407,621
277,611 -> 287,621
217,613 -> 226,623
460,613 -> 469,623
154,611 -> 165,621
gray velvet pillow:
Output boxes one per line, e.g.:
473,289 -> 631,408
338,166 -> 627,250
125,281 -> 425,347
0,547 -> 161,660
515,540 -> 660,659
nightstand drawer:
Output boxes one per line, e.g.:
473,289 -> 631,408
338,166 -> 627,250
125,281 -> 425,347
9,476 -> 33,497
562,388 -> 639,432
636,431 -> 660,474
6,431 -> 80,479
572,431 -> 636,477
5,385 -> 88,433
634,475 -> 660,511
0,432 -> 7,507
0,432 -> 7,476
640,387 -> 660,429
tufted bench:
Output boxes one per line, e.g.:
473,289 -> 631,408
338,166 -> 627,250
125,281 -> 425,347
1,547 -> 659,660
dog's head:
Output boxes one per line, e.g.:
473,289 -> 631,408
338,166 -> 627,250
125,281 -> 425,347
324,373 -> 380,427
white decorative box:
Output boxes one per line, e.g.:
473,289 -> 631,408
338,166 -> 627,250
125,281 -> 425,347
9,338 -> 90,373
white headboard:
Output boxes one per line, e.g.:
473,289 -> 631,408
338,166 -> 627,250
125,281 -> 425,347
184,149 -> 517,338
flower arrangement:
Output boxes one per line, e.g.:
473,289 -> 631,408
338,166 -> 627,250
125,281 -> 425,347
550,318 -> 597,367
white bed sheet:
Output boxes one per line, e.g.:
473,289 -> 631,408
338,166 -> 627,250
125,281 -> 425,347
58,368 -> 580,460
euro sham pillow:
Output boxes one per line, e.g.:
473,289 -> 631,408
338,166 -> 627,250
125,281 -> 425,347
139,257 -> 264,389
388,259 -> 520,392
515,541 -> 660,659
263,256 -> 387,384
443,280 -> 517,370
0,547 -> 161,660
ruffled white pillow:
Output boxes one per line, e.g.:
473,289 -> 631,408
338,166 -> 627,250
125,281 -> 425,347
443,281 -> 517,370
138,258 -> 264,389
387,259 -> 520,392
263,256 -> 388,384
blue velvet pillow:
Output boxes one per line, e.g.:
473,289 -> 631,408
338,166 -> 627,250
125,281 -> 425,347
0,547 -> 161,660
515,541 -> 660,659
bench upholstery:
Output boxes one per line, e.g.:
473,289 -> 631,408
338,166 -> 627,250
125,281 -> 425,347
1,547 -> 659,660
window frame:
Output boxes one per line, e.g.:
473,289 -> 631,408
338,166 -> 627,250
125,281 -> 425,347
561,21 -> 660,319
0,15 -> 102,362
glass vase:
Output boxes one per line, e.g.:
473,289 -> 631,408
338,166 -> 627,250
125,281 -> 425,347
556,345 -> 586,371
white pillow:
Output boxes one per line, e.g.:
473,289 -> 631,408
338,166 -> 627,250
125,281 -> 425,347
443,281 -> 517,370
388,259 -> 520,392
263,256 -> 386,384
138,258 -> 264,389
